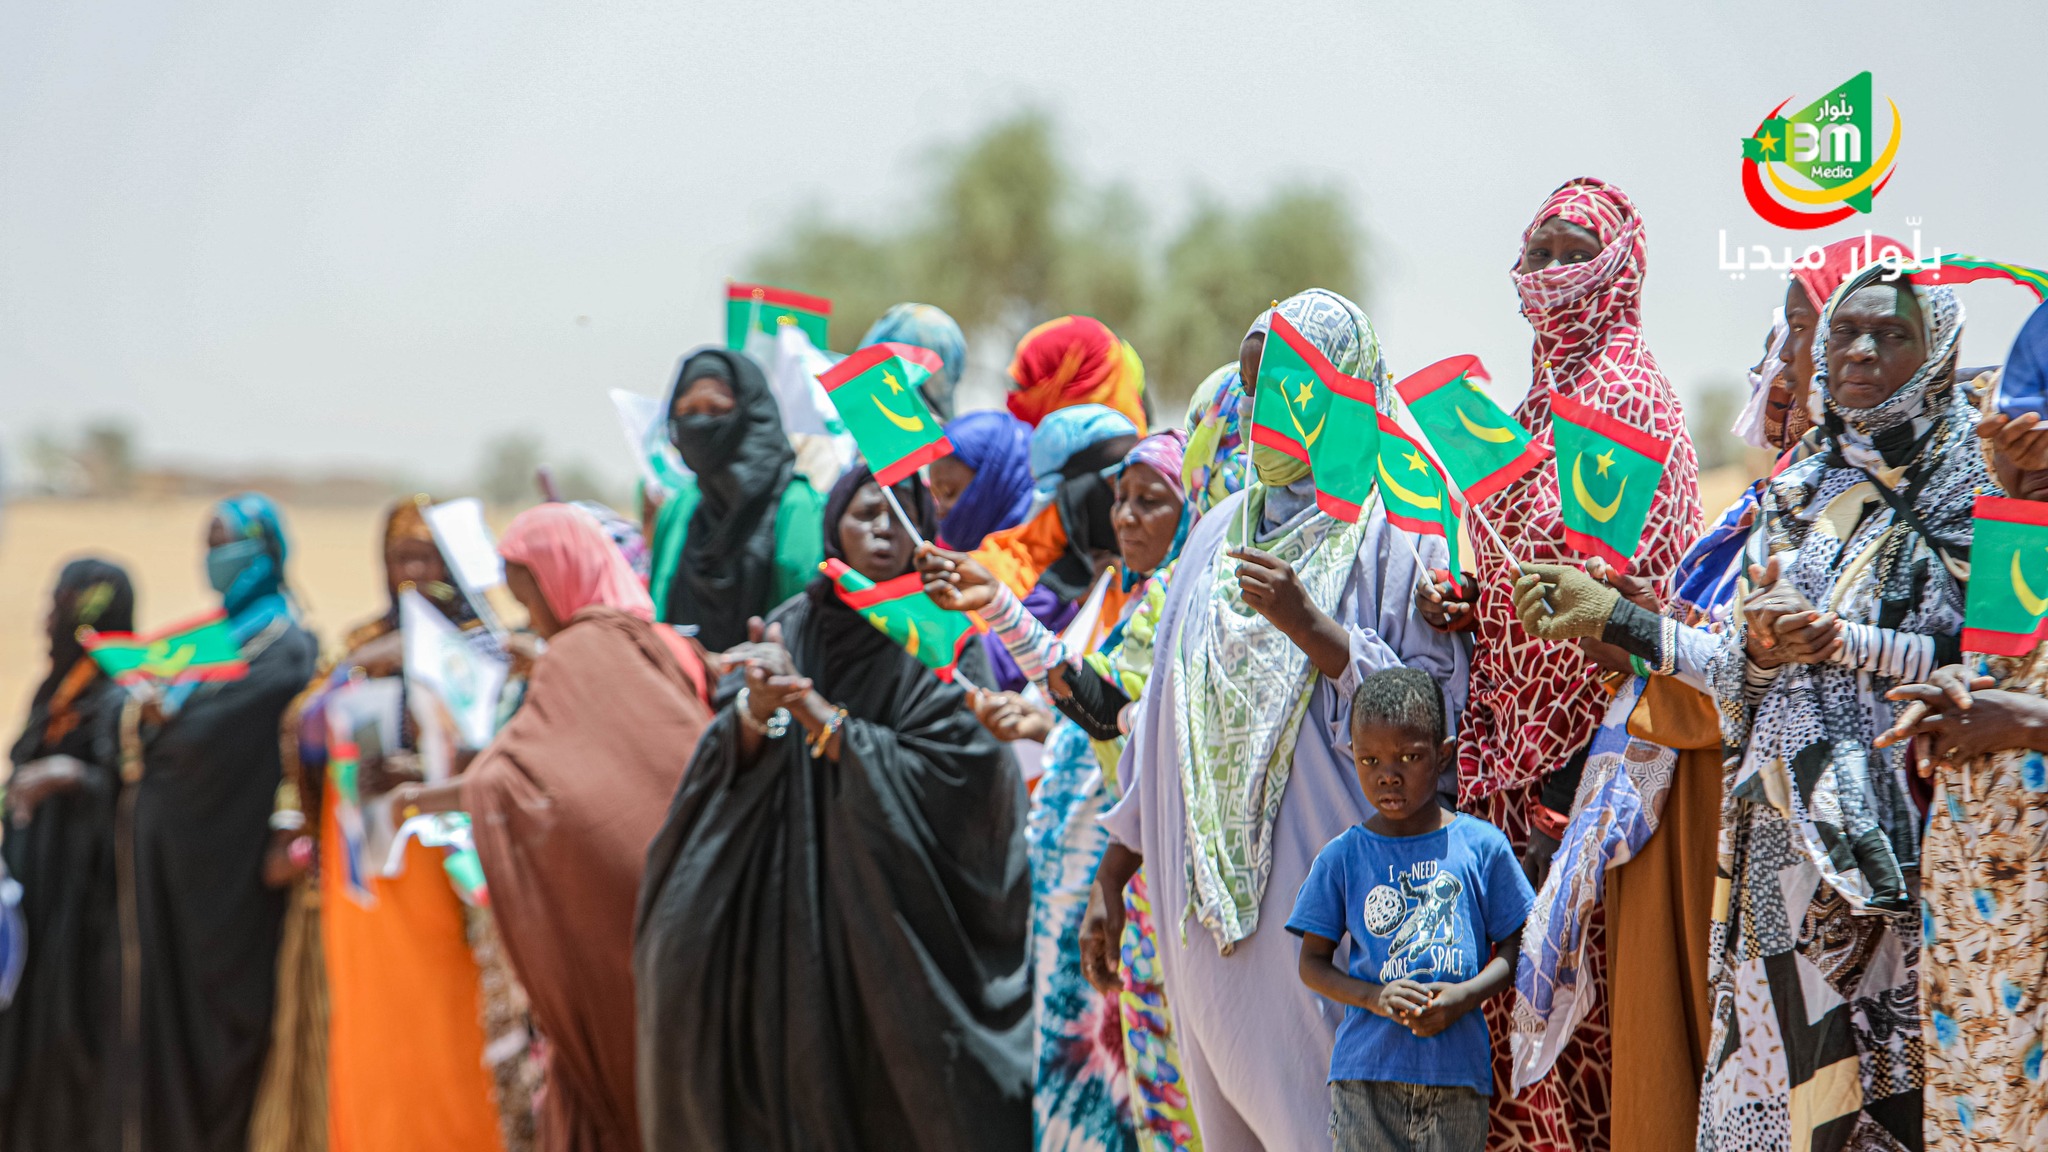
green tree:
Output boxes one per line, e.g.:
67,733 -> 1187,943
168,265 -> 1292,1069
478,433 -> 543,507
748,111 -> 1366,419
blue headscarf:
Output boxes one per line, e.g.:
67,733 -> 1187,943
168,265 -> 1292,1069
1028,404 -> 1139,500
860,303 -> 968,422
1999,300 -> 2048,422
209,492 -> 295,642
937,410 -> 1035,550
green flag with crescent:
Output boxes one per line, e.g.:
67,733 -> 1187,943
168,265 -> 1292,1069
1964,494 -> 2048,656
1372,413 -> 1463,573
1249,312 -> 1339,467
1307,366 -> 1381,522
1396,355 -> 1549,504
1548,392 -> 1670,573
822,560 -> 986,681
81,610 -> 249,687
816,342 -> 955,486
725,282 -> 831,350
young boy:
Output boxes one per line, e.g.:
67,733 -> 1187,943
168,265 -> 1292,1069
1286,666 -> 1534,1152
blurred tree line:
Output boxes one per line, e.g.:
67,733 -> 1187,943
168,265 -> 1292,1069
751,111 -> 1367,418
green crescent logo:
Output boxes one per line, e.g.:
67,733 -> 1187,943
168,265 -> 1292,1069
1455,404 -> 1518,444
2012,547 -> 2048,617
1571,454 -> 1626,523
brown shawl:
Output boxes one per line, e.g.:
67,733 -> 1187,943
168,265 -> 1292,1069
465,607 -> 709,1152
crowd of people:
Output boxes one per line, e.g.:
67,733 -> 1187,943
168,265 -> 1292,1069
2,174 -> 2044,1152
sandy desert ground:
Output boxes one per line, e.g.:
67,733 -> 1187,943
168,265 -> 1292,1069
0,466 -> 1760,749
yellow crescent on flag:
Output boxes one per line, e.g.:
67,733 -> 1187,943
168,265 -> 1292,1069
142,640 -> 197,679
1571,454 -> 1626,523
1377,457 -> 1441,510
1455,405 -> 1518,444
904,619 -> 921,658
871,395 -> 926,433
2013,548 -> 2048,617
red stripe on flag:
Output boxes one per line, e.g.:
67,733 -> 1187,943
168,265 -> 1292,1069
873,436 -> 954,487
1559,524 -> 1636,574
1249,422 -> 1310,462
113,660 -> 250,687
1461,439 -> 1552,505
726,283 -> 832,314
876,342 -> 945,376
1394,355 -> 1490,407
816,344 -> 895,393
1268,313 -> 1342,383
81,607 -> 233,649
836,569 -> 926,611
1549,392 -> 1671,464
1975,493 -> 2048,529
1383,509 -> 1449,539
1964,621 -> 2048,658
1315,491 -> 1365,522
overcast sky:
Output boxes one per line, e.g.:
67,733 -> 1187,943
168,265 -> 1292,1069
4,1 -> 2043,492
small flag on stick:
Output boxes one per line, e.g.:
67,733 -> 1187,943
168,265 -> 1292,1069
1963,494 -> 2048,656
1397,355 -> 1548,504
82,610 -> 248,687
816,343 -> 954,485
1548,392 -> 1671,573
725,283 -> 831,350
822,560 -> 986,681
1249,313 -> 1341,467
1373,415 -> 1465,574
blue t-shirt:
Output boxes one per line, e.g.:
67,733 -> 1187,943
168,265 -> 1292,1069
1285,814 -> 1533,1093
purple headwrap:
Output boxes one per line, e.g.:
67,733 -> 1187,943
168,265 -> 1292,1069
1117,429 -> 1196,587
937,410 -> 1036,550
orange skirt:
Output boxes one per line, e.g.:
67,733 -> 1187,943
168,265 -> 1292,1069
322,788 -> 506,1152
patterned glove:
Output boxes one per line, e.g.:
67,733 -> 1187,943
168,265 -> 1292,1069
1512,563 -> 1620,641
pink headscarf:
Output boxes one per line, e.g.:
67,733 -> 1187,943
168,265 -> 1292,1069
499,504 -> 656,623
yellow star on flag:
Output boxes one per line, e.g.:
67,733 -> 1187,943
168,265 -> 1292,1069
883,370 -> 903,395
1595,448 -> 1616,477
1755,129 -> 1779,157
1403,449 -> 1429,474
1293,379 -> 1316,409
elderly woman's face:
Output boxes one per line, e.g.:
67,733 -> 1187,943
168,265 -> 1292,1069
1112,463 -> 1183,579
839,483 -> 912,584
1517,217 -> 1603,274
671,375 -> 736,421
1825,285 -> 1928,411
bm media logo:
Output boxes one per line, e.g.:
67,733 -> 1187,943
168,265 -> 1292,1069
1739,71 -> 1901,231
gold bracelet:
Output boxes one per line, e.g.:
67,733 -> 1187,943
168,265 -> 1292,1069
810,707 -> 849,758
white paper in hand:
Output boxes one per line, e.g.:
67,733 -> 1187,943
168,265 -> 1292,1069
423,498 -> 504,595
609,388 -> 693,494
401,589 -> 509,762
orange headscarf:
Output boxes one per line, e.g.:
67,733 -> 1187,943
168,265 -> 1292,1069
1005,315 -> 1147,432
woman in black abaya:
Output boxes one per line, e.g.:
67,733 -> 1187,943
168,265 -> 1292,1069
0,559 -> 134,1152
635,465 -> 1031,1152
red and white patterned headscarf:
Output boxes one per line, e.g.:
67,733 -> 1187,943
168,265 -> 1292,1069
1460,178 -> 1704,805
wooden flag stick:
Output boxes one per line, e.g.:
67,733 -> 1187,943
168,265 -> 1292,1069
880,484 -> 928,550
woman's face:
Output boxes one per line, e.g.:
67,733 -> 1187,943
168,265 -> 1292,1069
504,561 -> 562,639
205,515 -> 230,550
1825,285 -> 1928,410
384,537 -> 449,601
927,456 -> 976,523
839,482 -> 912,584
1516,216 -> 1603,274
1782,281 -> 1821,397
1238,332 -> 1265,397
671,374 -> 737,421
1112,463 -> 1183,578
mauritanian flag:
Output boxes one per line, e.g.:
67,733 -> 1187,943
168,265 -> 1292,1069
1396,355 -> 1549,504
81,610 -> 247,686
1250,313 -> 1342,466
1549,392 -> 1671,573
823,559 -> 986,681
816,342 -> 955,485
1308,370 -> 1380,520
1375,415 -> 1465,573
725,283 -> 832,350
1910,255 -> 2048,303
1963,495 -> 2048,656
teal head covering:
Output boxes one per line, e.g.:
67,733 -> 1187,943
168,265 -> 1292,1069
860,303 -> 968,422
209,492 -> 295,641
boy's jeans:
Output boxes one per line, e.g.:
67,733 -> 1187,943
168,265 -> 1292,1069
1331,1079 -> 1488,1152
